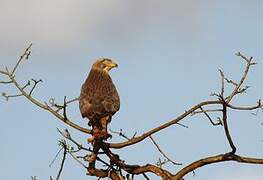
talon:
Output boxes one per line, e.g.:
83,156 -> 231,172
87,136 -> 94,143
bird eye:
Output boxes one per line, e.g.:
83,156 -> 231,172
100,63 -> 105,68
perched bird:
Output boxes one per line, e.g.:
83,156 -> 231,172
79,58 -> 120,141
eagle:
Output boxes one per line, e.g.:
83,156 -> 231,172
79,58 -> 120,141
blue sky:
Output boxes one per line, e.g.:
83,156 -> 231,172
0,1 -> 263,179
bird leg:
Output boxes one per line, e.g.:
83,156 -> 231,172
100,116 -> 112,140
88,116 -> 112,143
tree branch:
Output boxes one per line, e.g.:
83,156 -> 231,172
108,100 -> 221,149
56,140 -> 67,180
11,43 -> 32,76
220,96 -> 236,153
226,52 -> 256,103
173,153 -> 263,179
149,135 -> 182,166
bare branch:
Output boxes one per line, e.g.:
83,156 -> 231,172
87,168 -> 121,180
224,77 -> 238,86
11,43 -> 32,76
142,173 -> 150,180
0,69 -> 9,76
199,106 -> 222,126
7,74 -> 90,134
149,135 -> 182,166
191,108 -> 222,115
173,153 -> 263,179
52,97 -> 79,112
0,80 -> 12,84
56,140 -> 67,180
29,79 -> 42,96
49,147 -> 63,168
68,151 -> 88,169
220,97 -> 236,153
227,52 -> 256,103
0,44 -> 89,134
108,100 -> 221,149
63,96 -> 68,120
110,129 -> 132,141
2,92 -> 23,101
2,45 -> 263,180
219,69 -> 225,96
57,128 -> 91,152
227,99 -> 262,111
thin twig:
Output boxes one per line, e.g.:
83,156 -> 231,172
54,97 -> 79,112
0,80 -> 12,84
176,122 -> 189,128
56,141 -> 67,180
108,100 -> 221,149
110,129 -> 131,140
191,109 -> 222,115
63,96 -> 68,121
57,128 -> 91,152
227,99 -> 262,111
0,69 -> 9,76
7,73 -> 90,134
149,136 -> 182,165
68,151 -> 88,169
199,106 -> 222,126
142,173 -> 150,180
219,69 -> 225,96
49,147 -> 63,168
29,79 -> 42,96
11,43 -> 32,76
224,77 -> 238,86
1,92 -> 23,101
227,52 -> 255,103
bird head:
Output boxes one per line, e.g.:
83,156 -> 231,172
93,58 -> 118,72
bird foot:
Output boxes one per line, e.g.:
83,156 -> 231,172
93,130 -> 112,141
87,136 -> 95,144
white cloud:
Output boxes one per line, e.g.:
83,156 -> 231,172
0,0 -> 210,49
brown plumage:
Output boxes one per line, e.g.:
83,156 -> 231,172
79,58 -> 120,140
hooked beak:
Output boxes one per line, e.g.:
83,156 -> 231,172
108,61 -> 118,68
103,59 -> 118,71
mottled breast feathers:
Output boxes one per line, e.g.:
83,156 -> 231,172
79,60 -> 120,126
